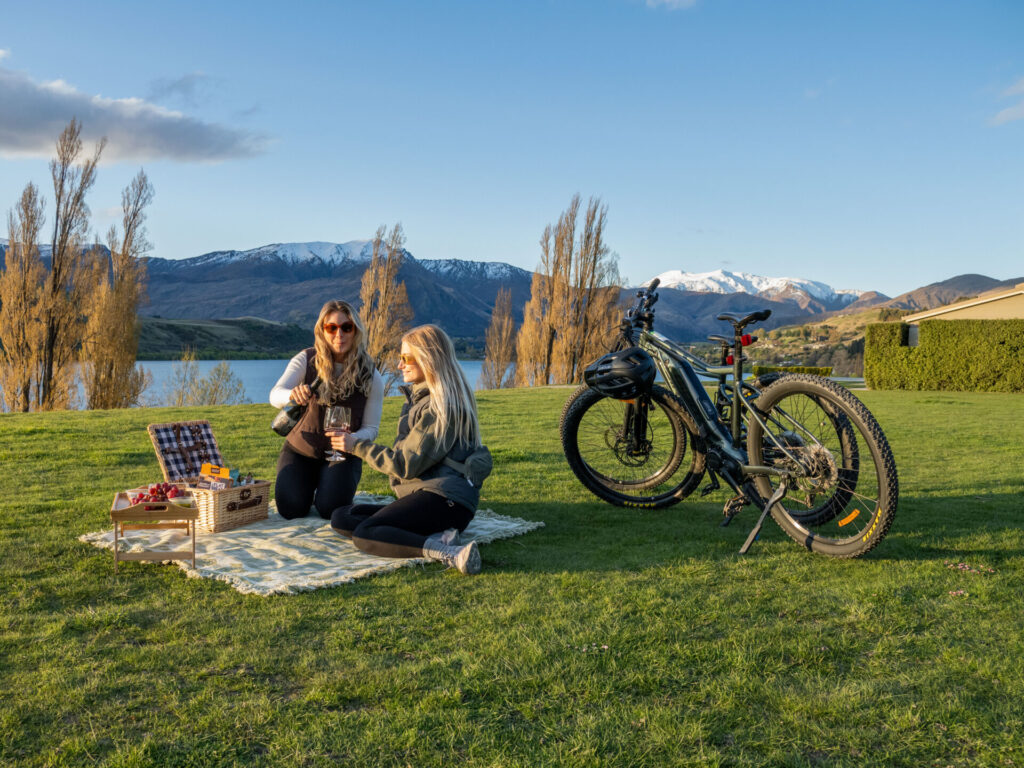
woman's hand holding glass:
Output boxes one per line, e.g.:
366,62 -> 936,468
332,430 -> 356,454
324,406 -> 352,462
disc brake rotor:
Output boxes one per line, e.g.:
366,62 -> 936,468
791,443 -> 839,496
605,427 -> 653,467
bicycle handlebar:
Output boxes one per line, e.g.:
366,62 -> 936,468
621,278 -> 661,341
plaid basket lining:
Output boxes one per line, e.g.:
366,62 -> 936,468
148,421 -> 225,481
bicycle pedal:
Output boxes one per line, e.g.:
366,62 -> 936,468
720,495 -> 750,527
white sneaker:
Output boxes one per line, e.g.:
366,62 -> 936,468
440,528 -> 461,546
422,536 -> 481,575
452,540 -> 481,575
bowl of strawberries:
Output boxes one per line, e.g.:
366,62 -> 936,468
128,482 -> 191,506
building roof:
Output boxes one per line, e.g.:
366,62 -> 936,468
903,282 -> 1024,323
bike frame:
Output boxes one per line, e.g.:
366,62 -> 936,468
619,321 -> 802,490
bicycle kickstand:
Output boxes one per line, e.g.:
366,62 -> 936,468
739,477 -> 790,555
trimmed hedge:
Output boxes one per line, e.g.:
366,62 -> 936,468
865,319 -> 1024,392
751,364 -> 833,377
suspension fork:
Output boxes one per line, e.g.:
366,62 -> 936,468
619,397 -> 649,455
630,397 -> 649,452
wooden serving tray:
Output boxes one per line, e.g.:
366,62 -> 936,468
110,487 -> 199,572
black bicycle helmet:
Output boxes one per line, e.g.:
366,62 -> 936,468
584,347 -> 656,399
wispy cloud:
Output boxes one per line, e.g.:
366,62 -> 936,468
0,49 -> 10,61
1004,77 -> 1024,97
991,76 -> 1024,125
645,0 -> 698,9
147,71 -> 218,109
0,65 -> 269,162
992,102 -> 1024,126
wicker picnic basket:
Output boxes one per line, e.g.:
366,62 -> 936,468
147,420 -> 270,533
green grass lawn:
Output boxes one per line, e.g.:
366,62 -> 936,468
1,387 -> 1023,767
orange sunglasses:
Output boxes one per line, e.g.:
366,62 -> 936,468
323,321 -> 355,335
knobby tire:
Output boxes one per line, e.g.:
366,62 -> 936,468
746,375 -> 898,557
560,384 -> 705,509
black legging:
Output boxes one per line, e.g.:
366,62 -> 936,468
330,490 -> 474,558
275,444 -> 362,519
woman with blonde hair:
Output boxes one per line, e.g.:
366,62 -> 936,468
270,300 -> 384,519
332,324 -> 485,574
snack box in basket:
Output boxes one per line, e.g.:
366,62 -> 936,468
147,420 -> 270,533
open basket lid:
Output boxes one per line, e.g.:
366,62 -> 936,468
147,420 -> 226,483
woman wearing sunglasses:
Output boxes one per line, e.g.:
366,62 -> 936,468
330,324 -> 484,574
269,299 -> 384,519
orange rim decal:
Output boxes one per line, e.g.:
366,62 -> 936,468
838,509 -> 861,527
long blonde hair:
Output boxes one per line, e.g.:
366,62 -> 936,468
312,300 -> 375,402
402,324 -> 480,448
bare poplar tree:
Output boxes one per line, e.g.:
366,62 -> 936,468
193,362 -> 247,405
480,287 -> 516,389
165,348 -> 201,407
164,349 -> 247,406
513,216 -> 571,388
513,271 -> 549,387
514,194 -> 620,386
359,223 -> 414,391
39,119 -> 106,410
82,170 -> 153,409
553,197 -> 620,383
0,184 -> 46,412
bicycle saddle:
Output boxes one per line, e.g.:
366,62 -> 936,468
716,309 -> 772,330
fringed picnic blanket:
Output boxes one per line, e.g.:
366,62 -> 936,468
80,494 -> 544,595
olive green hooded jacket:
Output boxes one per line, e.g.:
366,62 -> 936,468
347,384 -> 480,511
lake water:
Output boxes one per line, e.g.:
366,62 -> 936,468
79,359 -> 862,408
134,358 -> 486,407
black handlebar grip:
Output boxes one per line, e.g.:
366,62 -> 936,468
647,277 -> 661,291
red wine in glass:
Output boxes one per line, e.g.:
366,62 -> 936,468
324,406 -> 352,462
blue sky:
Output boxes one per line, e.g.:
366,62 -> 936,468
1,0 -> 1021,296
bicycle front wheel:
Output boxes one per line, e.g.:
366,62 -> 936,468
560,384 -> 705,509
746,375 -> 898,557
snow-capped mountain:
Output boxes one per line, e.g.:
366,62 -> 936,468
647,269 -> 864,313
153,240 -> 378,270
152,241 -> 529,281
419,258 -> 526,281
138,241 -> 534,337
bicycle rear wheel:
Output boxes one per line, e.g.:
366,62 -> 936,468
746,375 -> 898,557
560,384 -> 705,508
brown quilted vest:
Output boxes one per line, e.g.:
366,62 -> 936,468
285,348 -> 368,459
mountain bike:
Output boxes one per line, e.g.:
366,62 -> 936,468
559,279 -> 898,557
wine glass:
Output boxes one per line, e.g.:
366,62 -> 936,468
323,405 -> 352,462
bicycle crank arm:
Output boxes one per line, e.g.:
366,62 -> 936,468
739,477 -> 790,555
700,471 -> 722,497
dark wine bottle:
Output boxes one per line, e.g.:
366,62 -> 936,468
271,376 -> 323,436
